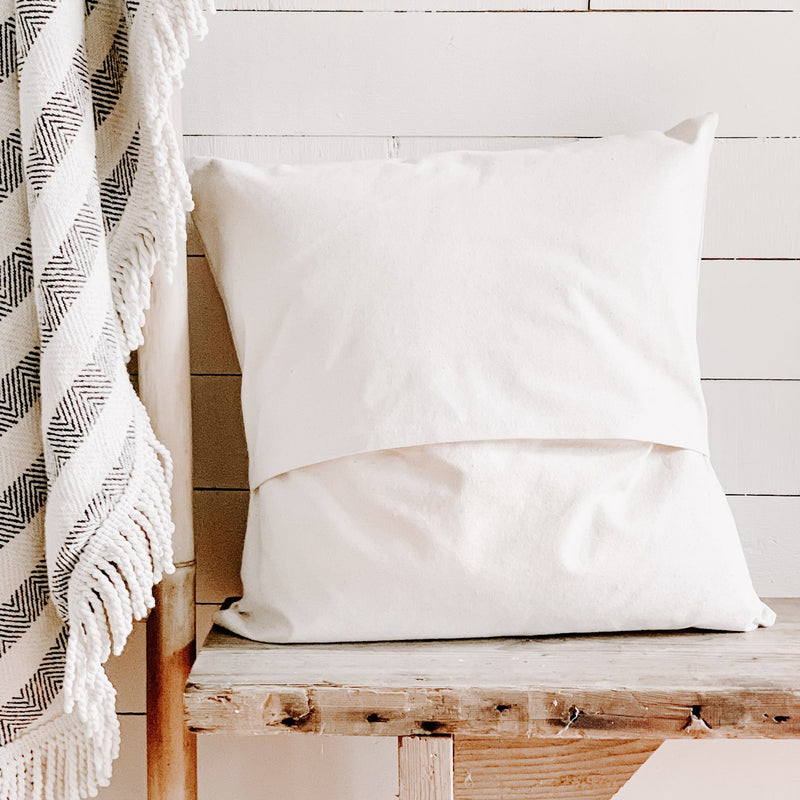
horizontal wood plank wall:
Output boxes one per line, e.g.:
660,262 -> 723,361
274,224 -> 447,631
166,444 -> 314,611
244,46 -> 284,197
215,0 -> 794,7
111,6 -> 800,800
217,0 -> 587,7
183,13 -> 800,136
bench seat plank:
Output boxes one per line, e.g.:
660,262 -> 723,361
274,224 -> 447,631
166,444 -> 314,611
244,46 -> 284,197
184,598 -> 800,739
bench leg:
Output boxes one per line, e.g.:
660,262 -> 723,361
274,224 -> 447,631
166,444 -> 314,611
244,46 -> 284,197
399,735 -> 455,800
453,737 -> 662,799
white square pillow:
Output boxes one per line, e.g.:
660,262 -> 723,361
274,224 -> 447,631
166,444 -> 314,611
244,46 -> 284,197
189,114 -> 774,643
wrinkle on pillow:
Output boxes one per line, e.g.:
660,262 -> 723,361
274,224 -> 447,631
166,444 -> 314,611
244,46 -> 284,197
217,440 -> 773,644
189,113 -> 774,643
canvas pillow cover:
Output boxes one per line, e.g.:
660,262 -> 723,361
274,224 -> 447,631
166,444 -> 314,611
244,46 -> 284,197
189,114 -> 774,643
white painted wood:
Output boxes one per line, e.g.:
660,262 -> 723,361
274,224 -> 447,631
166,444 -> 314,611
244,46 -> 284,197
184,136 -> 800,258
593,0 -> 793,8
96,716 -> 147,800
731,497 -> 800,597
215,0 -> 585,8
184,12 -> 800,136
698,260 -> 800,377
615,740 -> 800,800
197,735 -> 398,800
705,380 -> 800,496
107,621 -> 146,713
183,134 -> 390,166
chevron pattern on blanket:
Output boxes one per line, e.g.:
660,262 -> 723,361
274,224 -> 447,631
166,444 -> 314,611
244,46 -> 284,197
0,2 -> 208,799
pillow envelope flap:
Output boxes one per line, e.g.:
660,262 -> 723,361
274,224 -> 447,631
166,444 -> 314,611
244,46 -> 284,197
189,113 -> 775,643
190,115 -> 716,488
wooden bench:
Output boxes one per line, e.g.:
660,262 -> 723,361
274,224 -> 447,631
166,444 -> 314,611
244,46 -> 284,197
183,598 -> 800,799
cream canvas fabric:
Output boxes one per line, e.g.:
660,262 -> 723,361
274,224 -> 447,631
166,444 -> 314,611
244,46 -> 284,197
189,114 -> 774,643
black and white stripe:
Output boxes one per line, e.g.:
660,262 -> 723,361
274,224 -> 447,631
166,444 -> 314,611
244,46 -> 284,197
0,1 -> 208,797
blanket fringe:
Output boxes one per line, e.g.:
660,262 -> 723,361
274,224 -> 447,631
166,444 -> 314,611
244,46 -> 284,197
110,0 -> 214,357
0,696 -> 119,800
62,400 -> 175,717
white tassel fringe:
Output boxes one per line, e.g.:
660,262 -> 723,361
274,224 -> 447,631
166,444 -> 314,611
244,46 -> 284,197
0,694 -> 119,800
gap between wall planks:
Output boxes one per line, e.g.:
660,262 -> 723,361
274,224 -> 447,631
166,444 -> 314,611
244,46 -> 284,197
212,1 -> 795,11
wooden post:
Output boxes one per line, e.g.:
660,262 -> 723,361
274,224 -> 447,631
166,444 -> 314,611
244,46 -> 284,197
399,736 -> 454,800
140,94 -> 197,800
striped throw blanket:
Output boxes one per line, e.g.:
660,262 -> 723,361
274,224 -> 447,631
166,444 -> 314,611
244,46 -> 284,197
0,2 -> 208,798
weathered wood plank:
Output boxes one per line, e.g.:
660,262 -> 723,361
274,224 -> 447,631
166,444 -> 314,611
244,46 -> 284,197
185,598 -> 800,739
399,737 -> 454,800
183,12 -> 800,136
453,738 -> 661,800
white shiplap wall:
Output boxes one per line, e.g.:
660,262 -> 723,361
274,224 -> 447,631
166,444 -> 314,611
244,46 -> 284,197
103,5 -> 800,799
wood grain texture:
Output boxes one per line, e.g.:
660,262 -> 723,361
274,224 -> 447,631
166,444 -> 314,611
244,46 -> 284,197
453,738 -> 661,800
183,12 -> 800,137
147,566 -> 198,800
399,737 -> 454,800
185,598 -> 799,739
